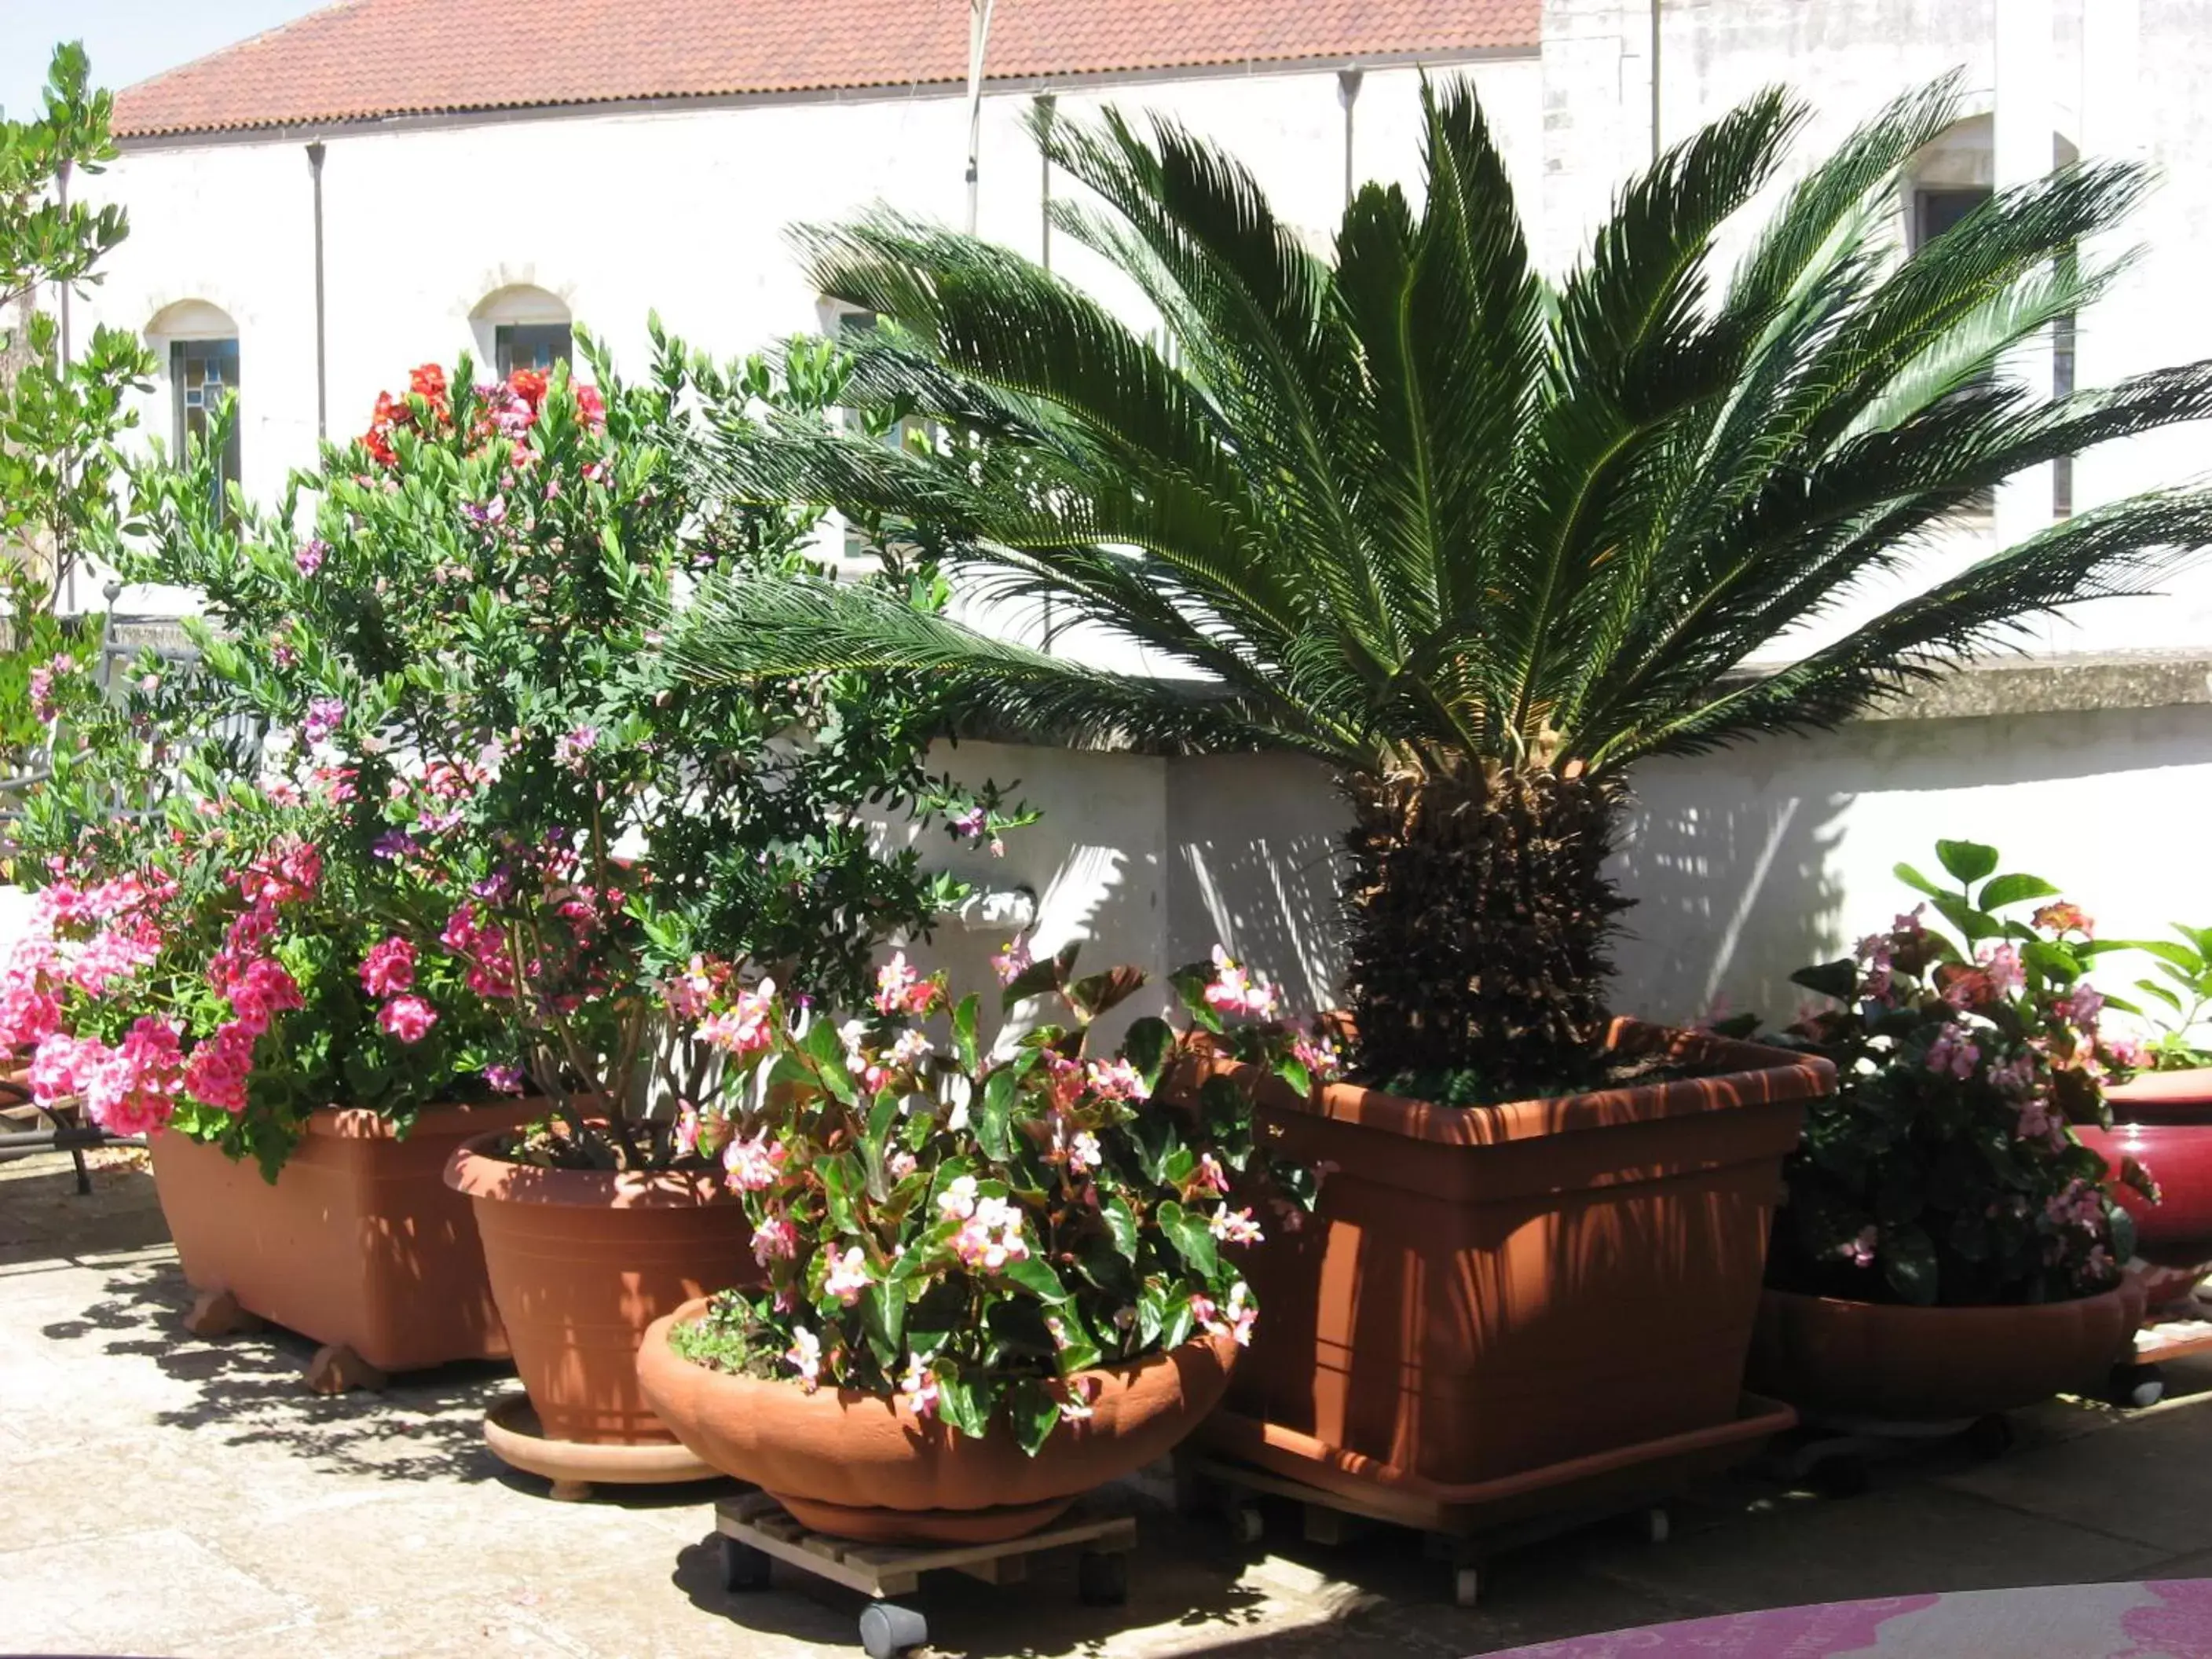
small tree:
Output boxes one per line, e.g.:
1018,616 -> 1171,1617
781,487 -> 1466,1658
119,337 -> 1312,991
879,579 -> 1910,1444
675,76 -> 2212,1101
0,42 -> 153,646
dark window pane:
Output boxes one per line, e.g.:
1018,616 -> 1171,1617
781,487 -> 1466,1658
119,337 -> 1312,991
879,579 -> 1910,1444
170,336 -> 240,511
1915,187 -> 1990,250
496,322 -> 573,378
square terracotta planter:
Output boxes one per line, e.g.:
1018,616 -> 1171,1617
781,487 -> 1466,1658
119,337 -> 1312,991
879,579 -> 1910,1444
152,1097 -> 542,1373
1181,1019 -> 1833,1509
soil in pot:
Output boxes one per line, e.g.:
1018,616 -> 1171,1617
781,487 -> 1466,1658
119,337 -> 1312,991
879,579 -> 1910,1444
153,1096 -> 542,1373
1747,1280 -> 2146,1420
635,1297 -> 1239,1544
1176,1018 -> 1831,1494
445,1137 -> 756,1445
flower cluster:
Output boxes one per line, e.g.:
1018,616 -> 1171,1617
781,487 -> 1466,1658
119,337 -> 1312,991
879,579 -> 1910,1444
667,943 -> 1320,1456
1774,839 -> 2151,1307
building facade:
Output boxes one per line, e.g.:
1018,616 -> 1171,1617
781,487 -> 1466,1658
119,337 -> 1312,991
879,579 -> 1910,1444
56,0 -> 2212,1027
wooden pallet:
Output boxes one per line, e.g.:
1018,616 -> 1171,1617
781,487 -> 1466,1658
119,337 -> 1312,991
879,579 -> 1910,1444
712,1492 -> 1138,1654
2110,1309 -> 2212,1407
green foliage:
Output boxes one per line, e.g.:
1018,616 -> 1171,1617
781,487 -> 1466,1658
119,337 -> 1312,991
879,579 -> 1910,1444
671,75 -> 2212,1086
0,43 -> 154,620
1772,842 -> 2149,1307
2109,924 -> 2212,1068
674,946 -> 1324,1452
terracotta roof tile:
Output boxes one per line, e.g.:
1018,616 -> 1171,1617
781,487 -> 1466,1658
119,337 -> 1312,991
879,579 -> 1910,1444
113,0 -> 1539,139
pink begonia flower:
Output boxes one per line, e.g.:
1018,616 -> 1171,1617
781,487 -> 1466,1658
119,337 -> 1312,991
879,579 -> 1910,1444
888,1149 -> 919,1181
1977,943 -> 2025,999
1208,1204 -> 1265,1246
1191,1152 -> 1231,1197
873,951 -> 940,1017
1190,1282 -> 1258,1347
950,1196 -> 1029,1272
992,936 -> 1033,987
1058,1375 -> 1100,1423
1291,1031 -> 1342,1080
2046,1180 -> 2104,1231
1204,947 -> 1280,1020
483,1063 -> 526,1094
358,936 -> 416,997
2107,1035 -> 2149,1071
1838,1225 -> 1877,1269
1086,1058 -> 1150,1103
663,954 -> 720,1020
823,1246 -> 871,1306
937,1174 -> 980,1220
699,983 -> 777,1057
899,1354 -> 939,1419
672,1105 -> 701,1160
2056,985 -> 2106,1031
751,1213 -> 800,1267
785,1327 -> 822,1393
377,995 -> 438,1044
1924,1025 -> 1979,1079
1067,1130 -> 1104,1176
723,1133 -> 786,1194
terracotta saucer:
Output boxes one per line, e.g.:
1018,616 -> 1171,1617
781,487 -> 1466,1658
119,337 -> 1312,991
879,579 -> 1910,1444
482,1390 -> 722,1500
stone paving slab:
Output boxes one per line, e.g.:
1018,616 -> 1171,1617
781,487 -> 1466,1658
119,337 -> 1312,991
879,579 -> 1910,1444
8,1148 -> 2212,1657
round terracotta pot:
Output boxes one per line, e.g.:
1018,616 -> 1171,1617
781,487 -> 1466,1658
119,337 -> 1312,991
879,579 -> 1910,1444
1747,1280 -> 2145,1421
445,1137 -> 756,1445
636,1296 -> 1238,1544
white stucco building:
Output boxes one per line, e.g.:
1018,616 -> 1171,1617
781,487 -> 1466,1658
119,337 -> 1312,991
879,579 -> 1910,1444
54,0 -> 2212,1028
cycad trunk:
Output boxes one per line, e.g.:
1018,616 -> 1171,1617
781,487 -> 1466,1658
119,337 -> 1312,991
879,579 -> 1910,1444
1342,766 -> 1631,1097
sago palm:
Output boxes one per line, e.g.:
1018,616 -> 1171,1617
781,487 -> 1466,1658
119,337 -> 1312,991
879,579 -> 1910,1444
674,76 -> 2212,1097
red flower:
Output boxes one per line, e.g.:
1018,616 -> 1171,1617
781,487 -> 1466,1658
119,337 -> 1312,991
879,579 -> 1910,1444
408,363 -> 449,404
508,368 -> 548,410
575,383 -> 606,429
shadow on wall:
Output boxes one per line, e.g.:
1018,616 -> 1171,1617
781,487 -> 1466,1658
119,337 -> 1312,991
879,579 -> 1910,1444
1167,753 -> 1352,1019
1613,703 -> 2212,1027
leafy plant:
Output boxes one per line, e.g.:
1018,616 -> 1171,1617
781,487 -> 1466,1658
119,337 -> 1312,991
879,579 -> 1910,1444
1771,839 -> 2151,1306
15,333 -> 1026,1170
1,42 -> 155,622
672,75 -> 2212,1100
2114,925 -> 2212,1069
668,943 -> 1324,1453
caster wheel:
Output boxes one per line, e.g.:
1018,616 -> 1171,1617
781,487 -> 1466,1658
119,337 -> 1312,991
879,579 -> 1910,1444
1078,1549 -> 1130,1607
1811,1453 -> 1870,1498
1230,1503 -> 1263,1545
859,1602 -> 928,1659
1964,1414 -> 2015,1460
2111,1363 -> 2166,1409
1645,1507 -> 1671,1545
718,1534 -> 773,1592
1453,1565 -> 1481,1609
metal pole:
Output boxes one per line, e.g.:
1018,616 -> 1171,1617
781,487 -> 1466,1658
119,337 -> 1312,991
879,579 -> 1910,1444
1035,92 -> 1057,269
1650,0 -> 1663,161
306,141 -> 328,442
1338,69 -> 1364,211
965,0 -> 997,235
54,158 -> 72,366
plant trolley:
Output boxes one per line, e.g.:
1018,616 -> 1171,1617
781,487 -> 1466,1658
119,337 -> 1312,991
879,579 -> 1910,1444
711,1492 -> 1137,1659
1180,1392 -> 1796,1608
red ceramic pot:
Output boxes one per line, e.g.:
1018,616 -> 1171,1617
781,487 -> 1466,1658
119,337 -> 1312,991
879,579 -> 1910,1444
2105,1069 -> 2212,1123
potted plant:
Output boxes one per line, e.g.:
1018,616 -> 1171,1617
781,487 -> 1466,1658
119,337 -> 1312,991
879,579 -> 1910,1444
6,712 -> 531,1382
93,336 -> 1026,1453
2075,924 -> 2212,1309
667,80 -> 2212,1508
1752,840 -> 2150,1421
636,943 -> 1316,1544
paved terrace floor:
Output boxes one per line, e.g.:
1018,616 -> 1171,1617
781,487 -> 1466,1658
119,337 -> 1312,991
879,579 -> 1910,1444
7,1146 -> 2212,1659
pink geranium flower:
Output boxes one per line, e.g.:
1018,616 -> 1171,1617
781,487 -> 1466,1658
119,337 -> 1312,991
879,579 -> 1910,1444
377,995 -> 438,1044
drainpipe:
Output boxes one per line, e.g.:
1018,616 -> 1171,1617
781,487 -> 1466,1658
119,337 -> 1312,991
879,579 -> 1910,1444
1650,0 -> 1664,160
1035,92 -> 1057,269
1338,68 -> 1364,210
965,0 -> 997,235
306,140 -> 328,442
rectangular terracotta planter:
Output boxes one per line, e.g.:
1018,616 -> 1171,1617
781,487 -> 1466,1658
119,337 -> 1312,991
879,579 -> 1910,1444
1185,1019 -> 1833,1499
152,1097 -> 542,1374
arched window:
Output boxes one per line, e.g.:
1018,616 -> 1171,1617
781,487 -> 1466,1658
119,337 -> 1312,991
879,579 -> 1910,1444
147,299 -> 240,505
470,286 -> 573,379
